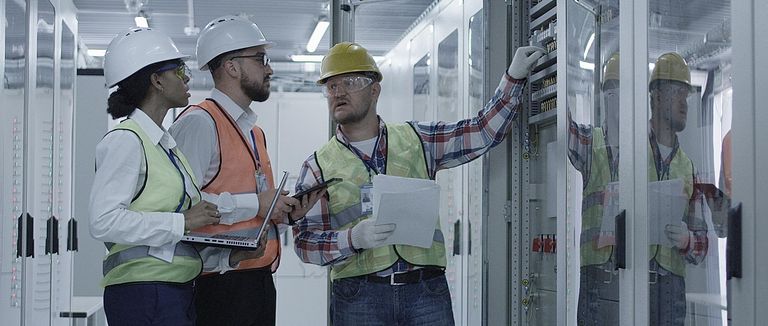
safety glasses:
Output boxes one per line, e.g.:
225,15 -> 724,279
155,62 -> 191,81
230,53 -> 271,66
322,75 -> 374,98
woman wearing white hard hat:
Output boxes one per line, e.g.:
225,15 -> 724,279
88,27 -> 222,325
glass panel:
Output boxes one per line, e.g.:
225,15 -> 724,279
26,1 -> 56,324
565,0 -> 621,325
412,53 -> 431,121
436,29 -> 462,322
466,10 -> 484,326
525,0 -> 560,324
52,20 -> 76,325
647,1 -> 731,325
0,0 -> 27,323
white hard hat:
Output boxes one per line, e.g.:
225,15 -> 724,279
104,27 -> 189,88
196,15 -> 274,71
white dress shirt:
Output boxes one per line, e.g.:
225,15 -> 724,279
89,109 -> 198,262
169,88 -> 264,272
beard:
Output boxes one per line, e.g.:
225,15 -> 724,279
241,74 -> 270,102
334,97 -> 372,125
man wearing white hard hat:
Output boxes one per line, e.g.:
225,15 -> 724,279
89,27 -> 221,325
170,16 -> 322,326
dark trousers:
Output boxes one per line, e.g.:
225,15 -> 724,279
104,282 -> 195,326
330,274 -> 455,326
195,269 -> 276,326
577,260 -> 686,326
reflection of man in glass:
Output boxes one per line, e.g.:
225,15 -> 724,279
646,52 -> 709,325
568,52 -> 623,326
569,52 -> 709,325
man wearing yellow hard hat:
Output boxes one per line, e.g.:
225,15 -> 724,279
291,41 -> 544,325
567,52 -> 624,325
646,52 -> 708,325
568,52 -> 709,325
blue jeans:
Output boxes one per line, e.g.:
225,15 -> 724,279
577,260 -> 686,326
331,274 -> 455,326
104,282 -> 195,326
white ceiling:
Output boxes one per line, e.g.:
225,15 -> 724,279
73,0 -> 434,89
74,0 -> 434,62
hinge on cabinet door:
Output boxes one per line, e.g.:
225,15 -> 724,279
503,200 -> 513,223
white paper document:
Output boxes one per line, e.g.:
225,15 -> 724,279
372,174 -> 440,248
648,179 -> 688,246
598,181 -> 620,248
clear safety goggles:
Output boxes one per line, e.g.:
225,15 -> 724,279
156,62 -> 191,81
322,75 -> 374,98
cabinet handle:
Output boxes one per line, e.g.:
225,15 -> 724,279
67,218 -> 78,252
46,216 -> 59,255
16,214 -> 23,258
467,220 -> 472,256
726,203 -> 742,279
452,219 -> 461,256
614,210 -> 626,270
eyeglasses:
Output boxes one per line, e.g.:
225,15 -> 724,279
230,53 -> 271,66
155,62 -> 191,81
322,75 -> 374,97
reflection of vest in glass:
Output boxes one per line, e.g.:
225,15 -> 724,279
315,124 -> 446,281
580,128 -> 693,276
101,119 -> 202,287
178,99 -> 280,271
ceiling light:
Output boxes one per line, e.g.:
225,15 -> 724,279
306,18 -> 330,53
291,54 -> 385,63
583,33 -> 594,59
291,54 -> 324,62
135,10 -> 149,28
579,61 -> 595,70
88,49 -> 106,57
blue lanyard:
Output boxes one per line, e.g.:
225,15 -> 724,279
164,148 -> 188,213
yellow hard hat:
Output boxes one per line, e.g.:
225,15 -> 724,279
318,42 -> 381,85
603,52 -> 620,82
650,52 -> 691,86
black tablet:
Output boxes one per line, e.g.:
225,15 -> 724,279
292,178 -> 342,199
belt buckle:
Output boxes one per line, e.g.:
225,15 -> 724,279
649,270 -> 658,284
390,273 -> 408,286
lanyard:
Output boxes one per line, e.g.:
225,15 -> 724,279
603,129 -> 619,182
648,129 -> 679,181
249,130 -> 262,171
343,135 -> 385,179
605,145 -> 619,182
164,148 -> 188,213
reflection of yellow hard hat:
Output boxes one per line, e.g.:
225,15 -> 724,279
603,53 -> 620,82
650,52 -> 691,86
318,42 -> 381,84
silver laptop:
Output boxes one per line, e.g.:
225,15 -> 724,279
181,171 -> 289,250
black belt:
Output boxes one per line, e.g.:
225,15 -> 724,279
363,268 -> 444,285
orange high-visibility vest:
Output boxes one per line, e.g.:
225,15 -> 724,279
178,99 -> 280,272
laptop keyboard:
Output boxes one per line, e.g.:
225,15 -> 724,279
210,234 -> 252,241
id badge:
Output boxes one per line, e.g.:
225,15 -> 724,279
360,183 -> 373,215
256,171 -> 268,193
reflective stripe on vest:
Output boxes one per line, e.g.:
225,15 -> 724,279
580,128 -> 693,276
101,120 -> 202,287
316,123 -> 447,280
178,99 -> 280,271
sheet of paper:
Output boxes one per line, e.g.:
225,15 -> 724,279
597,181 -> 620,248
372,175 -> 440,248
648,179 -> 688,246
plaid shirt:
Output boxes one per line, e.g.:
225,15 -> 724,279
567,116 -> 708,265
292,73 -> 525,270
